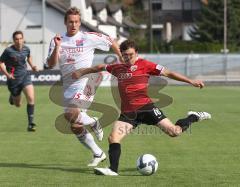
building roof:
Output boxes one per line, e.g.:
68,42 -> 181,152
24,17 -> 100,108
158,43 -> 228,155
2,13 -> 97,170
46,0 -> 70,13
86,1 -> 91,8
45,0 -> 139,37
107,4 -> 122,14
107,16 -> 123,27
46,0 -> 105,33
123,16 -> 141,29
91,2 -> 106,13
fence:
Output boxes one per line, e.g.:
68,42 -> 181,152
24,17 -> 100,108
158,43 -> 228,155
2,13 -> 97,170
93,53 -> 240,82
1,43 -> 240,84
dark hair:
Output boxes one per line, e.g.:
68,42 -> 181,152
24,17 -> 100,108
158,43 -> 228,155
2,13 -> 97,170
64,7 -> 81,23
12,30 -> 23,40
120,39 -> 138,53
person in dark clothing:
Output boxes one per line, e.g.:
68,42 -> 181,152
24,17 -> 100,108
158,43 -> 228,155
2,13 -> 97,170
0,31 -> 37,131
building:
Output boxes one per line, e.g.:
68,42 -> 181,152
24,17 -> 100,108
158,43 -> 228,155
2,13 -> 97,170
141,0 -> 203,42
0,0 -> 139,43
0,0 -> 139,68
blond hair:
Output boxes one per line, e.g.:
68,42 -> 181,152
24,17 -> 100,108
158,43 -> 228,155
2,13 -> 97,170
64,7 -> 81,23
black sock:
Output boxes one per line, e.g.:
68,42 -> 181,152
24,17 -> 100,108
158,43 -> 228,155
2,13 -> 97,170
27,104 -> 34,125
108,143 -> 121,173
176,115 -> 199,132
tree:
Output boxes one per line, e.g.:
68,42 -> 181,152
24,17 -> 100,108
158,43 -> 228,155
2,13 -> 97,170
189,0 -> 240,46
227,0 -> 240,45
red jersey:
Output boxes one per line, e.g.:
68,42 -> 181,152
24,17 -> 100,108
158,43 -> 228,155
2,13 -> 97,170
106,58 -> 164,113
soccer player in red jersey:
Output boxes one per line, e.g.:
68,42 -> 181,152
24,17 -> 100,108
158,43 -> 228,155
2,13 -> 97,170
72,39 -> 211,176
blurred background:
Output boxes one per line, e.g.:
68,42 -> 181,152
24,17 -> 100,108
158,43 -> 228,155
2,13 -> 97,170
0,0 -> 240,83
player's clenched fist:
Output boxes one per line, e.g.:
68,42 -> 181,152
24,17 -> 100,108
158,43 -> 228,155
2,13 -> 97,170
191,80 -> 204,89
72,70 -> 83,79
54,34 -> 61,46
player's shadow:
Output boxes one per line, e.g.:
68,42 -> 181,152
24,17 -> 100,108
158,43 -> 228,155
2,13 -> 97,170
0,162 -> 94,174
119,168 -> 142,176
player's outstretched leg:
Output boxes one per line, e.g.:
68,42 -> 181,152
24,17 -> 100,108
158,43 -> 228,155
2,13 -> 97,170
176,111 -> 211,132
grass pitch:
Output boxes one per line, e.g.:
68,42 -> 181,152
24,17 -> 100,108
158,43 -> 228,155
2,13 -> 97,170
0,85 -> 239,186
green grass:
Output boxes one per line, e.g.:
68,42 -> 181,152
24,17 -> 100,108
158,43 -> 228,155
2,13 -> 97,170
0,85 -> 240,186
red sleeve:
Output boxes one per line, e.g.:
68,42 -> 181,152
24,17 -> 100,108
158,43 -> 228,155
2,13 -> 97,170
105,64 -> 113,73
106,64 -> 122,75
145,60 -> 164,76
106,64 -> 129,78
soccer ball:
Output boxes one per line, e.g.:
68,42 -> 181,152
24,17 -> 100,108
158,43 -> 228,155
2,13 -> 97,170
136,154 -> 158,175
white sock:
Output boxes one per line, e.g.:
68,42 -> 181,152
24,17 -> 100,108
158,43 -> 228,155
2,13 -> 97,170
75,112 -> 96,126
76,128 -> 102,156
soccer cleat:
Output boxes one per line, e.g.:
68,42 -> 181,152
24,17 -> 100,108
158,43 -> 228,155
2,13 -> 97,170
94,167 -> 118,176
9,95 -> 14,105
187,111 -> 211,121
87,152 -> 106,167
90,117 -> 103,141
27,123 -> 36,132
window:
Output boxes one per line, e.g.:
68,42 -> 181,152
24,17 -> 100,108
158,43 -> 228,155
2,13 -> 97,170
26,25 -> 42,29
152,0 -> 162,3
153,30 -> 162,43
93,0 -> 106,3
152,2 -> 162,11
183,0 -> 192,10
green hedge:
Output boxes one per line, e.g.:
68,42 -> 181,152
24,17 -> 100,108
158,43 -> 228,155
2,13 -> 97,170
152,40 -> 240,53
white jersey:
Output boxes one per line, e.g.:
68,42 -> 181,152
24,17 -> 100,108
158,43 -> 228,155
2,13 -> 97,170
48,31 -> 112,86
48,31 -> 113,108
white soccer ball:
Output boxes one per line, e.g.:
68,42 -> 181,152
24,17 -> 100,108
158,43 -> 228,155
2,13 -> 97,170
136,154 -> 158,175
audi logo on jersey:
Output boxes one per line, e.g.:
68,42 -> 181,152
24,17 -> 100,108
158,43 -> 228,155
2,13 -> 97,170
117,73 -> 132,79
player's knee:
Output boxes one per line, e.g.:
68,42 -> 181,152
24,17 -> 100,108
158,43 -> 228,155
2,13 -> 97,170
108,134 -> 114,143
71,125 -> 84,134
64,111 -> 78,123
27,98 -> 34,104
108,134 -> 119,144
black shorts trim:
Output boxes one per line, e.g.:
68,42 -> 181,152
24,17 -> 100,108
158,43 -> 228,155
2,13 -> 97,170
118,103 -> 166,128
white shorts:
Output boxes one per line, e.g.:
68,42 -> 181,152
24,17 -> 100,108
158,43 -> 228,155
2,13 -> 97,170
63,73 -> 103,112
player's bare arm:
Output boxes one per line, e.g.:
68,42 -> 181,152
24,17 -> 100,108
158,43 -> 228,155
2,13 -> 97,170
72,64 -> 106,79
0,62 -> 15,79
47,34 -> 61,68
161,68 -> 204,88
111,40 -> 124,63
27,56 -> 38,72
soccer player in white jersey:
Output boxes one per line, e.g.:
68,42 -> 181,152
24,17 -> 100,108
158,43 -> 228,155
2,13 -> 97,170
47,7 -> 123,167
